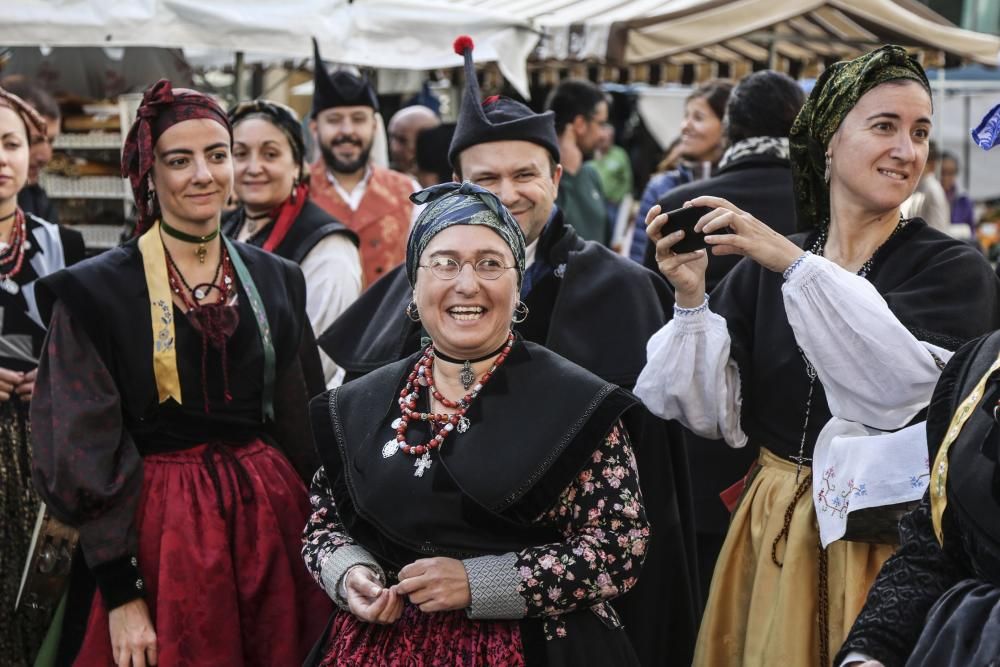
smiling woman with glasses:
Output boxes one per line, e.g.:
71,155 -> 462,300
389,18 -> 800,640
302,180 -> 650,666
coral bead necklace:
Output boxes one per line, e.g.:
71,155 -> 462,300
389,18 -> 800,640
382,332 -> 515,477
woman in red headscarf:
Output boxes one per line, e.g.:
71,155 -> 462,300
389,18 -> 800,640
29,80 -> 331,666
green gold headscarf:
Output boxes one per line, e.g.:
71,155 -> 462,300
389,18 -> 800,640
789,45 -> 931,231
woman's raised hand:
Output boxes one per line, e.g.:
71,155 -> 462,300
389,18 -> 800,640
108,598 -> 157,667
393,557 -> 472,613
345,566 -> 403,624
689,196 -> 803,274
646,204 -> 709,307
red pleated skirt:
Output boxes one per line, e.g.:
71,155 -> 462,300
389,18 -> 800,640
319,603 -> 525,666
73,439 -> 332,666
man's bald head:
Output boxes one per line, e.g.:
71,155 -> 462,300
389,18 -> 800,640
388,105 -> 440,174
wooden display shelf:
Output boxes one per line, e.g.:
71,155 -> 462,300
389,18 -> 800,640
52,132 -> 122,150
39,174 -> 128,200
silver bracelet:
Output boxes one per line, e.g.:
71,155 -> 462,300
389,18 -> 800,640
673,294 -> 709,316
782,252 -> 811,281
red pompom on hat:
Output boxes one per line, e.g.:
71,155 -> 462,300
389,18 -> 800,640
453,35 -> 474,55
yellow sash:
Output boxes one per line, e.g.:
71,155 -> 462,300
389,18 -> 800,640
930,350 -> 1000,544
137,222 -> 182,405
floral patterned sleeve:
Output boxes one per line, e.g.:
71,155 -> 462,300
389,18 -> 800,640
302,467 -> 385,606
515,421 -> 649,619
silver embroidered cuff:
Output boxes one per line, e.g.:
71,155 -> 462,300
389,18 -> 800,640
319,545 -> 385,611
673,294 -> 709,317
462,553 -> 526,620
782,252 -> 811,281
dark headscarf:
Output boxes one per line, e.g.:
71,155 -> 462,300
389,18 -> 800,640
229,98 -> 306,173
406,181 -> 525,288
122,79 -> 231,233
0,85 -> 46,139
788,45 -> 931,231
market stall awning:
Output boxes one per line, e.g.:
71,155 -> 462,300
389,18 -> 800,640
611,0 -> 1000,68
448,0 -> 999,71
4,0 -> 540,96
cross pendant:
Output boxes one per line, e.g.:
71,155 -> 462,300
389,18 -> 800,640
413,453 -> 432,477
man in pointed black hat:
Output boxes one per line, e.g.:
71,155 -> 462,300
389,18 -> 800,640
317,35 -> 700,666
308,39 -> 417,289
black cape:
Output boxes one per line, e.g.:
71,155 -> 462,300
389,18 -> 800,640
711,219 -> 1000,462
319,212 -> 701,666
222,198 -> 358,265
837,330 -> 1000,667
309,341 -> 641,666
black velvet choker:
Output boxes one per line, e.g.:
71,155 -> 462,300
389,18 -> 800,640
432,337 -> 512,389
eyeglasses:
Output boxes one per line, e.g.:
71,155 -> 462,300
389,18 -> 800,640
419,256 -> 514,281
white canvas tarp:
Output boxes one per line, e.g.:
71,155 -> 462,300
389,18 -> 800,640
3,0 -> 540,96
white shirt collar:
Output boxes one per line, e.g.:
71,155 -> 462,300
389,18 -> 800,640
524,236 -> 539,269
327,165 -> 373,212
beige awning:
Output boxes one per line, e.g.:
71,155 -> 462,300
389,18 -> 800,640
452,0 -> 999,74
610,0 -> 1000,68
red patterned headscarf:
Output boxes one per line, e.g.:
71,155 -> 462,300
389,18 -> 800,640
122,79 -> 231,233
0,86 -> 47,139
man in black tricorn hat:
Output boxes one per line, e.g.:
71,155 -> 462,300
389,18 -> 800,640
307,38 -> 416,290
318,35 -> 700,666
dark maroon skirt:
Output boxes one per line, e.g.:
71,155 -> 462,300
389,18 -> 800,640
319,603 -> 524,666
72,439 -> 331,666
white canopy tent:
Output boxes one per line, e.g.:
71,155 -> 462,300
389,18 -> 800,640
3,0 -> 541,97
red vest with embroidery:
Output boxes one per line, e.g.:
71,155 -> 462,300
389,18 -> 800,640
309,163 -> 414,288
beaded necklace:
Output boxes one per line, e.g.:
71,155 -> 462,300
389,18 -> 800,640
790,217 -> 907,481
164,241 -> 238,412
0,209 -> 27,295
382,332 -> 515,477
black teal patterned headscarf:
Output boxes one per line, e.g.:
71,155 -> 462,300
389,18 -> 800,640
788,45 -> 931,231
406,181 -> 525,288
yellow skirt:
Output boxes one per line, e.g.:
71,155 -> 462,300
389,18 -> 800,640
693,448 -> 895,667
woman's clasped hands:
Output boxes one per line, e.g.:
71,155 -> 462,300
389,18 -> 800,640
0,367 -> 36,402
345,557 -> 472,625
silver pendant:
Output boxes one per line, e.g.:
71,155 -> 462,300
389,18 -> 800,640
382,440 -> 399,458
193,286 -> 208,300
457,416 -> 470,433
0,277 -> 19,295
413,452 -> 432,477
460,360 -> 475,390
